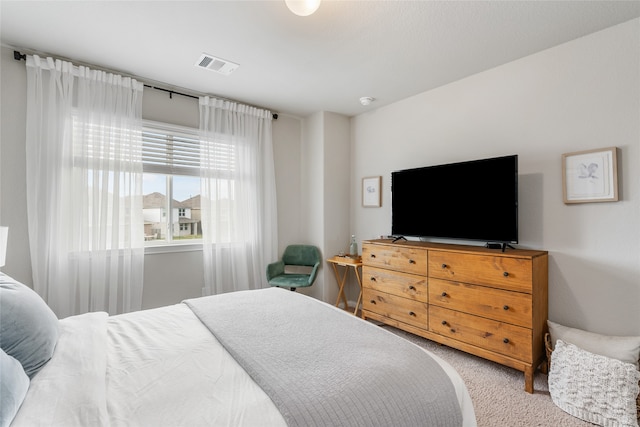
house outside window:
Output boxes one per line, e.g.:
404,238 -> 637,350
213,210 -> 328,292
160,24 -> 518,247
142,122 -> 202,245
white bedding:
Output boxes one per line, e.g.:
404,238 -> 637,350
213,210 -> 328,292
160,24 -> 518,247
13,301 -> 476,426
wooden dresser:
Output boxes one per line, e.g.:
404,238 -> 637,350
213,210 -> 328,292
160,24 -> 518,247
361,239 -> 548,393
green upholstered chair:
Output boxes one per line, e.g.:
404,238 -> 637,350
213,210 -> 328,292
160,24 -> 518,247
266,245 -> 321,291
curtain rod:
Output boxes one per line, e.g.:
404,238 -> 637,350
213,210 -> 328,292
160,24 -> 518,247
13,50 -> 278,120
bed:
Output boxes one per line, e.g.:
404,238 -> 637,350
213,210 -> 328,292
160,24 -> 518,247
1,272 -> 476,427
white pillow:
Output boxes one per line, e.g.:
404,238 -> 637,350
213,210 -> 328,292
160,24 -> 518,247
547,320 -> 640,368
549,340 -> 639,427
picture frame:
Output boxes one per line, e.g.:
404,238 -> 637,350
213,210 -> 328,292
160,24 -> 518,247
562,147 -> 618,204
362,176 -> 382,207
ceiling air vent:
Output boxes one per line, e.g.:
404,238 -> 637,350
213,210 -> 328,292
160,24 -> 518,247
195,53 -> 239,76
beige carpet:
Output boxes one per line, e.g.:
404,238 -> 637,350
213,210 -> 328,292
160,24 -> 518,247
381,325 -> 595,427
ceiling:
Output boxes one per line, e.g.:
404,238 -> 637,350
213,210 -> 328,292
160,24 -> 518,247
2,1 -> 640,117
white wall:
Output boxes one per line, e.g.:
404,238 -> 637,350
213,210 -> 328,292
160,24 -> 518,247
350,19 -> 640,336
297,112 -> 325,300
0,46 -> 31,283
272,114 -> 303,254
321,112 -> 352,303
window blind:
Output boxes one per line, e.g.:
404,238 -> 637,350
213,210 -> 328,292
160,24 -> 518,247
142,124 -> 200,176
71,116 -> 141,173
142,121 -> 235,176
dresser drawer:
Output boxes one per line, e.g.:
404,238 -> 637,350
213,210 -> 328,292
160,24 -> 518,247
429,278 -> 532,328
429,305 -> 532,362
428,251 -> 532,293
363,288 -> 428,329
362,244 -> 427,276
363,266 -> 427,302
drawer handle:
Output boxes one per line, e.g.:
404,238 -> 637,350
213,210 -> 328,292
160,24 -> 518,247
503,305 -> 509,310
441,292 -> 447,297
503,272 -> 509,277
503,338 -> 510,344
409,259 -> 416,264
408,285 -> 416,291
441,263 -> 447,269
441,320 -> 447,325
370,277 -> 377,282
370,300 -> 376,305
371,254 -> 376,258
409,311 -> 416,317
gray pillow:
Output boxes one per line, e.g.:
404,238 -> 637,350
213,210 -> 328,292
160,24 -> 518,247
0,348 -> 30,427
547,320 -> 640,367
0,273 -> 59,378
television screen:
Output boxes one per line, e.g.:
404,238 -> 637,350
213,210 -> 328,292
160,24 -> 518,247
391,155 -> 518,244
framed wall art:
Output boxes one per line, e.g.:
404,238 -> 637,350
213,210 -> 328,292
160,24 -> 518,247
362,176 -> 381,207
562,147 -> 618,204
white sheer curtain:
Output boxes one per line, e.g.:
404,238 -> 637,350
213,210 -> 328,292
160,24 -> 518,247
199,96 -> 278,295
25,55 -> 144,318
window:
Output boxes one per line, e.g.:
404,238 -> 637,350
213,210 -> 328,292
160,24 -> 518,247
142,121 -> 202,246
71,115 -> 143,251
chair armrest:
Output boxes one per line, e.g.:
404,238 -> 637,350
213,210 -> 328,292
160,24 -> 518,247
266,261 -> 285,281
307,262 -> 320,286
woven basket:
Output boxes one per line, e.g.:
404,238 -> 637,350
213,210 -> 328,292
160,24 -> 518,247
544,333 -> 640,419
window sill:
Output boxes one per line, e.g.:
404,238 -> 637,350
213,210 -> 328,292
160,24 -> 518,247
144,242 -> 203,255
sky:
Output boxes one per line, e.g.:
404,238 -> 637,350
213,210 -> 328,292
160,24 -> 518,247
143,174 -> 200,202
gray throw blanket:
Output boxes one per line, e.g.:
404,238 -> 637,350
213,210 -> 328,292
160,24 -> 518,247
185,288 -> 462,427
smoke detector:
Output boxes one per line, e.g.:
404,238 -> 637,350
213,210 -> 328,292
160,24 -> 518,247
195,53 -> 239,76
360,96 -> 374,106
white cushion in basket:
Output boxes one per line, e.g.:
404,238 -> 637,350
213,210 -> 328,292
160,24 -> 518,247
548,339 -> 639,427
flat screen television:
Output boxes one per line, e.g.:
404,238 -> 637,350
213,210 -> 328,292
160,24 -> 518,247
391,155 -> 518,245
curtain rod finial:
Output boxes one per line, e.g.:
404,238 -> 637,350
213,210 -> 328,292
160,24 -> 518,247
13,51 -> 26,61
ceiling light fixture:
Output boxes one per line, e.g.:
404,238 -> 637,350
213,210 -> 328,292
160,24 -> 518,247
360,96 -> 374,106
285,0 -> 321,16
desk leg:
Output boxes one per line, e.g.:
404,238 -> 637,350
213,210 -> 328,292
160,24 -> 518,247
332,263 -> 349,311
353,266 -> 363,315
